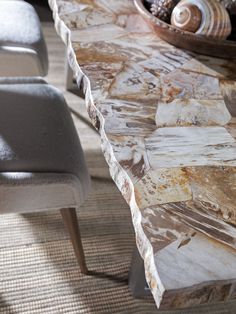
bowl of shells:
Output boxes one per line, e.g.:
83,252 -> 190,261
134,0 -> 236,58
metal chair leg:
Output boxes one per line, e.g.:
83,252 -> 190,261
60,208 -> 88,274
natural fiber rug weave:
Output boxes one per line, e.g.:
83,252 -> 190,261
1,178 -> 235,314
0,23 -> 235,314
0,178 -> 235,314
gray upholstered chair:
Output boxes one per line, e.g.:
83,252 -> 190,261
0,0 -> 48,76
0,77 -> 91,274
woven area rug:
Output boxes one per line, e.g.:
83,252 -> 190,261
0,23 -> 235,314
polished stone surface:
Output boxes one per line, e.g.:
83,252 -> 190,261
49,0 -> 236,309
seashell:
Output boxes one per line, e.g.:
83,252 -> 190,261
170,0 -> 232,40
220,0 -> 236,16
150,0 -> 179,22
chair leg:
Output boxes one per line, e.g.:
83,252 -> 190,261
60,208 -> 88,274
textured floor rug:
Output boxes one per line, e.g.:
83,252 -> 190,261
0,23 -> 235,314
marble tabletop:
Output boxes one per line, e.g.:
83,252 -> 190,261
49,0 -> 236,309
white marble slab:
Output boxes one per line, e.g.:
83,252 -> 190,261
146,127 -> 236,168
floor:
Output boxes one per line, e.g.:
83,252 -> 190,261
0,20 -> 235,314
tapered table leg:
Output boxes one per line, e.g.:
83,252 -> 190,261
65,58 -> 75,91
129,247 -> 151,298
65,58 -> 84,97
60,208 -> 88,274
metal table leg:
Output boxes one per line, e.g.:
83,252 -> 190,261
128,247 -> 151,298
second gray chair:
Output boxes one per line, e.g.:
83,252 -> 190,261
0,0 -> 48,76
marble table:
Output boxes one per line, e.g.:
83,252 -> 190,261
49,0 -> 236,310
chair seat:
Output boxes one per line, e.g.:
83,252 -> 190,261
0,78 -> 90,213
0,1 -> 48,76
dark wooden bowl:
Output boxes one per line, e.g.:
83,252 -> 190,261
134,0 -> 236,59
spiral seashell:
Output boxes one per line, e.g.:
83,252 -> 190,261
170,0 -> 232,40
220,0 -> 236,16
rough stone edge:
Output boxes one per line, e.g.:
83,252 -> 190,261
48,0 -> 165,307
